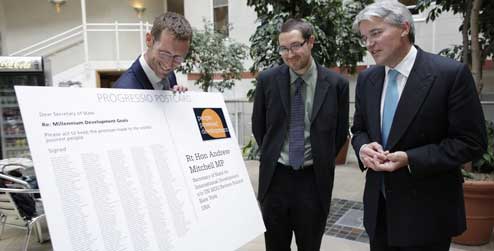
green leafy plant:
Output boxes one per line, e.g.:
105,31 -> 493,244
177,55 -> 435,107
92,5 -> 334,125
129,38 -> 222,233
246,0 -> 373,100
417,0 -> 494,95
247,0 -> 371,71
242,138 -> 259,160
177,21 -> 248,92
463,120 -> 494,180
473,120 -> 494,172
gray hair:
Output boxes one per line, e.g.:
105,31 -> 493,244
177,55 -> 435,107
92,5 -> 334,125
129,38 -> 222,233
352,1 -> 415,43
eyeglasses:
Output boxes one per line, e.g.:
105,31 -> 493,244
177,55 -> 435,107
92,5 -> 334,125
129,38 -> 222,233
157,51 -> 185,64
359,29 -> 384,47
278,40 -> 308,55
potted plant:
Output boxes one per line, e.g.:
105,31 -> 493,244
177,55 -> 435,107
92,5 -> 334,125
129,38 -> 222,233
453,120 -> 494,245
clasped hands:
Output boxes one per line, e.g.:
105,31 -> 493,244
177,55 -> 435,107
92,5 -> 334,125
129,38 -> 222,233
359,142 -> 408,172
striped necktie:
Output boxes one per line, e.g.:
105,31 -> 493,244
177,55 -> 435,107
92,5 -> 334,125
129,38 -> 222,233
160,77 -> 170,90
289,77 -> 305,169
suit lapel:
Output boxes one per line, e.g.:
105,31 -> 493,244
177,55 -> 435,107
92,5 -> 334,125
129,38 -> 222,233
132,58 -> 154,90
311,65 -> 330,121
276,65 -> 290,116
367,67 -> 385,143
387,49 -> 434,149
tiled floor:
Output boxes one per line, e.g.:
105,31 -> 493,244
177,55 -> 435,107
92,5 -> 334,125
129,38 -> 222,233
0,227 -> 52,251
325,198 -> 368,243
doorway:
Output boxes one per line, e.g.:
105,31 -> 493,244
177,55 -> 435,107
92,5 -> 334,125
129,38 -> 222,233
96,70 -> 123,88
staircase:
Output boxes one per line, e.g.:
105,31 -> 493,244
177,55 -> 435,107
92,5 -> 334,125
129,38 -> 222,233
9,22 -> 152,88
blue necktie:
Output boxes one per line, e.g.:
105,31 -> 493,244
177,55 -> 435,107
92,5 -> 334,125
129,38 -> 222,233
381,69 -> 400,148
289,77 -> 305,169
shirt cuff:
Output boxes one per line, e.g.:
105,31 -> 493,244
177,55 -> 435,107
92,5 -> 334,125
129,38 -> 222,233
359,144 -> 367,163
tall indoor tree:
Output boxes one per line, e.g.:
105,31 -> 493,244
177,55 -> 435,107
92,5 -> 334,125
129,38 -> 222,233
417,0 -> 494,95
178,22 -> 248,92
246,0 -> 373,100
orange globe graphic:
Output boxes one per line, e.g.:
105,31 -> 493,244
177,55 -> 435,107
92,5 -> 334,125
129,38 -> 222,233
201,108 -> 227,138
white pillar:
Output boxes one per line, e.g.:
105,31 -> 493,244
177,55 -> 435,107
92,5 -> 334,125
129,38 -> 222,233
115,21 -> 120,66
80,0 -> 89,63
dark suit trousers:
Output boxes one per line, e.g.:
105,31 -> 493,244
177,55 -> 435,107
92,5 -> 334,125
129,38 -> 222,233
370,193 -> 451,251
261,163 -> 327,251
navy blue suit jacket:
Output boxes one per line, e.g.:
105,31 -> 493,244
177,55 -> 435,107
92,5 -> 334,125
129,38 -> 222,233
112,57 -> 177,89
351,47 -> 487,246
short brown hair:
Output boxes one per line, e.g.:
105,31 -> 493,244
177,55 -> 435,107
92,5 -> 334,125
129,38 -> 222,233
151,12 -> 193,42
280,18 -> 314,40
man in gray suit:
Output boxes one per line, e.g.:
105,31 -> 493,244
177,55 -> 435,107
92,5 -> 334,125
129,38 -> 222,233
252,18 -> 349,251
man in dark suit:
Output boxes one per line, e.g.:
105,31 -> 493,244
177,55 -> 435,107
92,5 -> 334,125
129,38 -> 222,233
351,2 -> 487,251
252,18 -> 349,251
113,12 -> 191,91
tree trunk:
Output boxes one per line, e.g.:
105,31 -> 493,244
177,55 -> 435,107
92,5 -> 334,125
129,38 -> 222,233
470,0 -> 483,95
462,0 -> 472,66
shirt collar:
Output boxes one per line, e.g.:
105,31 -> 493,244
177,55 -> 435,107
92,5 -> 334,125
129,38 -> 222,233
385,46 -> 417,78
139,53 -> 162,89
289,57 -> 316,84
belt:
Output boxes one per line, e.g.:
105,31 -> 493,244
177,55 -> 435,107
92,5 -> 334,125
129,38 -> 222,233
277,162 -> 314,171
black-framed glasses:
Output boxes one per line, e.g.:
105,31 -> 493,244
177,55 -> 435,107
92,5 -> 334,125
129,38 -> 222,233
278,40 -> 308,55
358,29 -> 384,47
157,51 -> 185,64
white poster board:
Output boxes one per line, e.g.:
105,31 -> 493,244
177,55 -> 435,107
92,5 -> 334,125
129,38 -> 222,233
15,86 -> 264,251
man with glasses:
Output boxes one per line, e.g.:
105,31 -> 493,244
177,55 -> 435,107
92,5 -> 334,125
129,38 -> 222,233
113,12 -> 191,91
351,2 -> 486,251
252,18 -> 349,251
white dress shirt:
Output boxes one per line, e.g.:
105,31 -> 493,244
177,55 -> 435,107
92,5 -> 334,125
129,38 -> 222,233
380,46 -> 417,127
139,54 -> 165,90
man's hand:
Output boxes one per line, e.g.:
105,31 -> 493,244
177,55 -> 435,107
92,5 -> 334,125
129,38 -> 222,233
373,151 -> 409,172
359,142 -> 387,170
172,85 -> 188,93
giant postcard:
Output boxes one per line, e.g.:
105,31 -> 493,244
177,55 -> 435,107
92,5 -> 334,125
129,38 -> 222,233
15,86 -> 264,251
